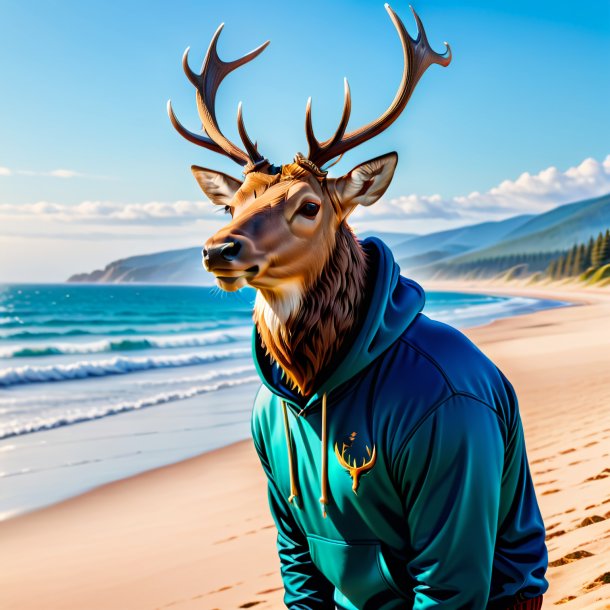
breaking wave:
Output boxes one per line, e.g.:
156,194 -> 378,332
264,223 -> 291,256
0,327 -> 251,359
0,348 -> 251,387
0,375 -> 260,439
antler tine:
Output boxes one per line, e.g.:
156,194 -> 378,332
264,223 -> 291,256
237,102 -> 263,162
409,7 -> 452,67
167,99 -> 225,153
168,23 -> 270,169
305,78 -> 352,163
307,4 -> 451,169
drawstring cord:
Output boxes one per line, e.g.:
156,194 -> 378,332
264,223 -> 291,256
281,399 -> 299,505
281,392 -> 329,518
319,392 -> 329,518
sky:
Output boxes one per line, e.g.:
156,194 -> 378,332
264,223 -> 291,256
0,0 -> 609,282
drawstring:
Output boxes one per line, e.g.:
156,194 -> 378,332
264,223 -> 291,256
281,399 -> 299,505
281,392 -> 329,519
319,392 -> 329,517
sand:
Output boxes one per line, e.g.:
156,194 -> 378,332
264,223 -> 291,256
1,278 -> 609,610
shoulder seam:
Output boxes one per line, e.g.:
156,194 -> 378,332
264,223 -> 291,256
399,336 -> 457,394
397,391 -> 506,456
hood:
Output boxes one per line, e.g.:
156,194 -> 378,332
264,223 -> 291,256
251,236 -> 426,411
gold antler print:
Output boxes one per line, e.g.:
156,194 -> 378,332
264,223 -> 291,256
334,440 -> 377,495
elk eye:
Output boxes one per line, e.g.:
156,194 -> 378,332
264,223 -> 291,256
298,201 -> 320,219
223,205 -> 232,215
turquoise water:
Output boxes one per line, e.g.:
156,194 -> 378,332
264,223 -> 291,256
0,283 -> 571,517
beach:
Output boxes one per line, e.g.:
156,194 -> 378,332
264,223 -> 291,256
1,279 -> 609,610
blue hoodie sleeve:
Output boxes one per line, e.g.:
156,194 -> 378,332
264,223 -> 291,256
393,393 -> 505,609
251,413 -> 335,609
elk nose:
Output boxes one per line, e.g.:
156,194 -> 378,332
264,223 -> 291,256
219,240 -> 241,261
202,240 -> 242,269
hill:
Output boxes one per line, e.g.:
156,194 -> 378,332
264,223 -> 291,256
68,232 -> 418,285
395,214 -> 535,273
415,193 -> 610,278
68,193 -> 610,285
68,247 -> 214,285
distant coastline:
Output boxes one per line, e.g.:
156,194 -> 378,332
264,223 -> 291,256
66,193 -> 610,289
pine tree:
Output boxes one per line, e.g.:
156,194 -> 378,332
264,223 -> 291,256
571,244 -> 585,275
580,243 -> 587,272
594,229 -> 610,267
561,250 -> 573,277
546,259 -> 557,278
591,232 -> 605,267
554,254 -> 565,279
585,237 -> 595,267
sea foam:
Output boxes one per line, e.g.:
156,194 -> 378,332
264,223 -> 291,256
0,348 -> 251,387
0,375 -> 260,439
0,327 -> 252,359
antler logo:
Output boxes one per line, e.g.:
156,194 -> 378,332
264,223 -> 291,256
334,432 -> 377,495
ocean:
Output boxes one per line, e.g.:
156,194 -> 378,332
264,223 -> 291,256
0,283 -> 572,519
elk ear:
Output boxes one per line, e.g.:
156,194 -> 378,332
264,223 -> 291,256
332,152 -> 398,218
191,165 -> 243,206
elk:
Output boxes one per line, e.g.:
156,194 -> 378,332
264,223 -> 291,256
167,4 -> 451,397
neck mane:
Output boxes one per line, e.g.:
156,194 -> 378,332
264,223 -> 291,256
253,224 -> 368,397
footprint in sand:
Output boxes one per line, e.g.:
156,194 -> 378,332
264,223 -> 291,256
212,585 -> 232,593
257,587 -> 284,594
582,572 -> 610,592
555,595 -> 576,604
559,448 -> 576,455
239,602 -> 264,608
546,529 -> 566,541
578,515 -> 606,527
549,550 -> 594,567
535,469 -> 555,476
213,535 -> 238,544
531,457 -> 549,465
542,489 -> 560,495
584,468 -> 610,482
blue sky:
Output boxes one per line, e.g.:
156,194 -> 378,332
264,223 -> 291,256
0,0 -> 608,281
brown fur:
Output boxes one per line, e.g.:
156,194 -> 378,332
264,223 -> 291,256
254,221 -> 368,397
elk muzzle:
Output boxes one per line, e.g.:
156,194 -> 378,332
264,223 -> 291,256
202,240 -> 242,269
202,233 -> 264,290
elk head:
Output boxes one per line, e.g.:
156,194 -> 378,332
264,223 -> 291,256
168,3 -> 451,394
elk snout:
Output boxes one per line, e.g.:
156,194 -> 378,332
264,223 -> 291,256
202,239 -> 243,270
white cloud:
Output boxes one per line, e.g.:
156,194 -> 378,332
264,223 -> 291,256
0,167 -> 111,179
46,169 -> 81,179
354,154 -> 610,224
2,155 -> 609,235
0,199 -> 224,225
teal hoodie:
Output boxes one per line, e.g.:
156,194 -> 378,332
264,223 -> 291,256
251,237 -> 549,610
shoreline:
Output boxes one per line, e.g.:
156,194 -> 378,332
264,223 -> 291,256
0,286 -> 573,520
423,276 -> 610,305
1,279 -> 609,609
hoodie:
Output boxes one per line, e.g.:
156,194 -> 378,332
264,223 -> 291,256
250,237 -> 549,610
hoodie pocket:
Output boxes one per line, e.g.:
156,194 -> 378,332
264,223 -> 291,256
307,535 -> 408,609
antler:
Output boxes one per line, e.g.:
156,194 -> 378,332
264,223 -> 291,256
167,24 -> 270,171
306,4 -> 451,169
